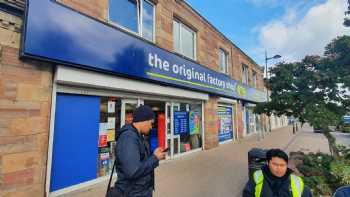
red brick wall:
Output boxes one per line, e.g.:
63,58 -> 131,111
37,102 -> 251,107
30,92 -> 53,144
59,0 -> 108,22
0,11 -> 53,197
204,97 -> 219,149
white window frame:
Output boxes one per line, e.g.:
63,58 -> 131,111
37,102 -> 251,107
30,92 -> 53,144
173,19 -> 197,61
107,0 -> 156,42
219,48 -> 228,74
242,65 -> 249,84
252,71 -> 257,88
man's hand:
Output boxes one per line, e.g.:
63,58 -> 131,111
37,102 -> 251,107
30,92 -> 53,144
153,147 -> 166,160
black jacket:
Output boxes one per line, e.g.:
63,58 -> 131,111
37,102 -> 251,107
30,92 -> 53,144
333,186 -> 350,197
243,165 -> 312,197
115,124 -> 159,197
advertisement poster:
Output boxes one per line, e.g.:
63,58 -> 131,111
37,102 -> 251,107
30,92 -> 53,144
107,117 -> 115,129
108,101 -> 115,113
189,111 -> 200,135
107,129 -> 115,142
174,111 -> 189,135
98,135 -> 108,147
217,106 -> 233,142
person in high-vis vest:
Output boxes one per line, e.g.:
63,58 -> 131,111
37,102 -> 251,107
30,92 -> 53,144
243,149 -> 312,197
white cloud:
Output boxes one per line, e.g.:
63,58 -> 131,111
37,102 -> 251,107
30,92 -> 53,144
257,0 -> 350,63
245,0 -> 286,7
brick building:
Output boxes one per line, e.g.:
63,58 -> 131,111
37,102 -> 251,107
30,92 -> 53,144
0,0 -> 286,196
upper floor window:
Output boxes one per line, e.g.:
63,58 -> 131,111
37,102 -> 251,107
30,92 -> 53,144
173,19 -> 196,60
219,49 -> 228,74
252,71 -> 257,88
242,65 -> 249,84
109,0 -> 155,41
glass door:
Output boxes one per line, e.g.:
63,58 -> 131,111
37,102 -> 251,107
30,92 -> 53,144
121,99 -> 143,127
171,103 -> 181,157
165,102 -> 181,158
165,102 -> 171,157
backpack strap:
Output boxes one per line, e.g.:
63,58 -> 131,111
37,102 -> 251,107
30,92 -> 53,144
106,159 -> 117,193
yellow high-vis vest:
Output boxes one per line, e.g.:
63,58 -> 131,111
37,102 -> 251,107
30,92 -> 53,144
253,170 -> 304,197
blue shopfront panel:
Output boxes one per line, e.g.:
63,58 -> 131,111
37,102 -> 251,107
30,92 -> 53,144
22,0 -> 266,103
50,93 -> 100,192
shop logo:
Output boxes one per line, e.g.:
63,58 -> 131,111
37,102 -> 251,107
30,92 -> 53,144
236,84 -> 247,97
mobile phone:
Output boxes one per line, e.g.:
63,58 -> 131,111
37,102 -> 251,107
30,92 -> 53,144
162,147 -> 169,152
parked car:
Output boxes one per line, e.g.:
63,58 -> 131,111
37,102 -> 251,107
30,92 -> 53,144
313,127 -> 322,133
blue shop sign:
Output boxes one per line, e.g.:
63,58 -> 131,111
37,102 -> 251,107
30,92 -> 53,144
22,0 -> 266,103
174,112 -> 189,135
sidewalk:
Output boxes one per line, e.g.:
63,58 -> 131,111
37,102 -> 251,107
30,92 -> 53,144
58,124 -> 329,197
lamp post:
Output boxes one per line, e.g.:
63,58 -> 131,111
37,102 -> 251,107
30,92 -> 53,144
265,51 -> 281,133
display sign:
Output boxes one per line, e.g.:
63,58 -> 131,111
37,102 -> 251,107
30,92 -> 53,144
22,0 -> 266,103
174,111 -> 189,135
218,106 -> 233,142
189,111 -> 200,135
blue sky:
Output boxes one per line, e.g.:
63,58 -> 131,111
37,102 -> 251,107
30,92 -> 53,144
186,0 -> 350,67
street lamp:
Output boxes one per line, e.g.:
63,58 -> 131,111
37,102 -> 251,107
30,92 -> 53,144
265,51 -> 281,133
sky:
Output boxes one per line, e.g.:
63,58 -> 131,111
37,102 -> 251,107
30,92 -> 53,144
186,0 -> 350,67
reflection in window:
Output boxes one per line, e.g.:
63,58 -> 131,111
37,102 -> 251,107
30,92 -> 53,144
109,0 -> 155,41
173,20 -> 196,60
142,0 -> 154,41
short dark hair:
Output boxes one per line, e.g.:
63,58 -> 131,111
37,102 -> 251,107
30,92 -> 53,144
266,148 -> 288,163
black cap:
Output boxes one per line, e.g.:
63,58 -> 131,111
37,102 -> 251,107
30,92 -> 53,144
133,105 -> 154,123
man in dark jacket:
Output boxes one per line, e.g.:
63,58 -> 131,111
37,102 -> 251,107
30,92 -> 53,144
243,148 -> 312,197
115,105 -> 166,197
333,185 -> 350,197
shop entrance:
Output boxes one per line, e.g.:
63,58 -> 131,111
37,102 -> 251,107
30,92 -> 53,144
143,100 -> 167,155
121,99 -> 143,127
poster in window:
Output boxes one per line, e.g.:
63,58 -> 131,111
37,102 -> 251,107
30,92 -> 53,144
218,106 -> 233,142
174,111 -> 189,135
108,101 -> 115,113
189,111 -> 200,135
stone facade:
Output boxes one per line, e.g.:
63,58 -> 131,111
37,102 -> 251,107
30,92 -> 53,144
0,6 -> 53,197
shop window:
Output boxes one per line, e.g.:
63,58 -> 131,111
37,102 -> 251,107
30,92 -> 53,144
109,0 -> 155,42
97,97 -> 121,177
173,19 -> 196,60
217,105 -> 234,142
242,64 -> 249,84
173,103 -> 202,153
219,49 -> 228,74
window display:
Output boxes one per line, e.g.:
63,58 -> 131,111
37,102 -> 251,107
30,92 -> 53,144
217,105 -> 234,142
97,97 -> 121,177
176,103 -> 202,153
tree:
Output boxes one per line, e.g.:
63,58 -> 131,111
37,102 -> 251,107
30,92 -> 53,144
255,36 -> 350,157
345,0 -> 350,26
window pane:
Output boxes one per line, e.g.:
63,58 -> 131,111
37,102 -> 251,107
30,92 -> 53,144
181,25 -> 195,59
242,65 -> 248,84
219,49 -> 227,73
253,72 -> 257,87
109,0 -> 139,33
142,0 -> 154,41
173,21 -> 180,53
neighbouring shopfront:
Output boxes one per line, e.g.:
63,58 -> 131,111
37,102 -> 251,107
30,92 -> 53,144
217,104 -> 235,143
242,102 -> 264,136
